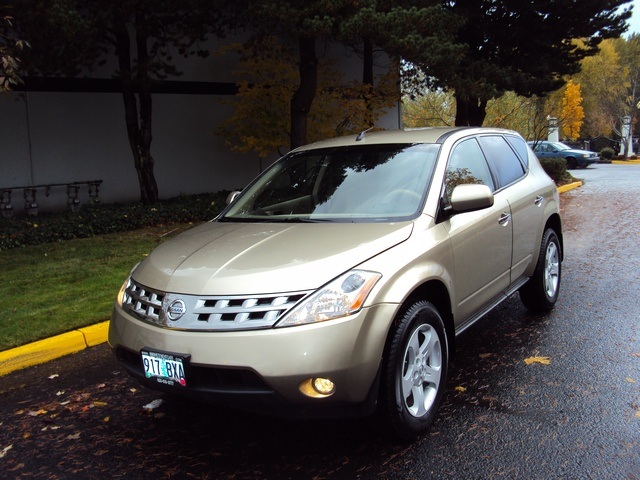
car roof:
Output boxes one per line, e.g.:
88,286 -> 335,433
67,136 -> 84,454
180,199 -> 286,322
293,127 -> 522,152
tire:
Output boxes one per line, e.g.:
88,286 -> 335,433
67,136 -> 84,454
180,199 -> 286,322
380,300 -> 448,441
520,228 -> 561,312
566,157 -> 577,169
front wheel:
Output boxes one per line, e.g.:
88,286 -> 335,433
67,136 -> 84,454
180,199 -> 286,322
380,300 -> 448,441
520,228 -> 561,312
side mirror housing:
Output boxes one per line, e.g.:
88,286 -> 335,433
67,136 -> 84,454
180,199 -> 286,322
450,184 -> 494,213
226,191 -> 242,205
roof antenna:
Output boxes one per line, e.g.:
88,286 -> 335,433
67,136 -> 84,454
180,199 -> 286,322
356,127 -> 374,142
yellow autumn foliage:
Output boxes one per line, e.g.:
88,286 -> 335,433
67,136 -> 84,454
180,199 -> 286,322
218,36 -> 399,159
561,80 -> 584,140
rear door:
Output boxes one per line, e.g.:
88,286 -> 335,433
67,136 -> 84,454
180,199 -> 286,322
478,135 -> 540,282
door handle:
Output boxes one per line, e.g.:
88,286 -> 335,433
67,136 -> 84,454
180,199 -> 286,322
534,195 -> 544,207
498,212 -> 511,226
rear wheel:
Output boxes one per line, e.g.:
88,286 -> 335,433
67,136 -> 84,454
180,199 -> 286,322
380,300 -> 448,441
566,157 -> 577,169
520,228 -> 561,312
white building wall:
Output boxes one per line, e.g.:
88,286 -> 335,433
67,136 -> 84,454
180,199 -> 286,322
0,39 -> 400,215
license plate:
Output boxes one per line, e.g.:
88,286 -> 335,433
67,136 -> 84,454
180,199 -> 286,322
141,349 -> 189,387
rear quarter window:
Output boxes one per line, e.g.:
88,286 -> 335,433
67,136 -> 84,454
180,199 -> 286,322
505,135 -> 529,168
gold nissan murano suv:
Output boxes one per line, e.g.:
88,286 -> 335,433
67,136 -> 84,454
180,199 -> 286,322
109,127 -> 563,440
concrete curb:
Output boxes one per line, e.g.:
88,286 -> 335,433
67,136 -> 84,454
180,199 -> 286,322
557,181 -> 583,193
0,321 -> 109,377
612,159 -> 640,165
0,176 -> 593,377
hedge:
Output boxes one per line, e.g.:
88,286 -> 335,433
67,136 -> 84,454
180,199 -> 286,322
0,191 -> 230,250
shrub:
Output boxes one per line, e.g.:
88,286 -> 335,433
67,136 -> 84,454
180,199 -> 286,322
539,157 -> 573,185
0,191 -> 230,250
600,147 -> 615,161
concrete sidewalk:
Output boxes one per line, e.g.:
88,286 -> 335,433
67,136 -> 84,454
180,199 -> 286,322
0,180 -> 588,378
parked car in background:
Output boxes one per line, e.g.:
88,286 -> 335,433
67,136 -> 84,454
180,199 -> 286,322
527,140 -> 600,168
110,127 -> 563,440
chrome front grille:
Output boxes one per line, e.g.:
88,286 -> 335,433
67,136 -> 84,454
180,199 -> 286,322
123,280 -> 165,323
121,279 -> 311,331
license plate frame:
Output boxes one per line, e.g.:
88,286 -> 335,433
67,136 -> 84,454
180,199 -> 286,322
141,348 -> 190,387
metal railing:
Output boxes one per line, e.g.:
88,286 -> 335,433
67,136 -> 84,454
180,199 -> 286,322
1,180 -> 102,218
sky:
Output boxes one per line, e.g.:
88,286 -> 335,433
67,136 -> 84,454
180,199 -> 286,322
626,0 -> 640,35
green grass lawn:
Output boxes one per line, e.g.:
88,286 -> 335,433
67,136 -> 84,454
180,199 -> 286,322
0,224 -> 192,351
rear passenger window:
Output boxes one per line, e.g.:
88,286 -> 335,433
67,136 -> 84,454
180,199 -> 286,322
478,135 -> 525,188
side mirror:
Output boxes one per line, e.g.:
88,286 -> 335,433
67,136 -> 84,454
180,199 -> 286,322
226,190 -> 242,205
450,184 -> 494,213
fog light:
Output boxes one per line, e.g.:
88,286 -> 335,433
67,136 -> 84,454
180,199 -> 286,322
313,377 -> 335,395
298,377 -> 335,398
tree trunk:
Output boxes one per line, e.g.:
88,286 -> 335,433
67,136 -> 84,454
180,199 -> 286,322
113,17 -> 159,205
363,37 -> 373,86
454,93 -> 488,127
290,36 -> 318,150
361,37 -> 374,128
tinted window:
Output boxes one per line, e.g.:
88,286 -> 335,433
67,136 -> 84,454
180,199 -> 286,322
505,135 -> 529,167
478,135 -> 525,188
443,138 -> 495,206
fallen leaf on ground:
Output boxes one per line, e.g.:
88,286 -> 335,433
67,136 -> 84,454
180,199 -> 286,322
524,356 -> 551,365
48,374 -> 59,380
92,401 -> 108,407
27,409 -> 48,417
66,433 -> 81,440
143,399 -> 164,412
625,377 -> 637,384
455,386 -> 467,392
635,410 -> 640,419
0,445 -> 12,458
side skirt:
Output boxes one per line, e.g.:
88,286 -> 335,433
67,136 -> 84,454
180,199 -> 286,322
454,276 -> 529,336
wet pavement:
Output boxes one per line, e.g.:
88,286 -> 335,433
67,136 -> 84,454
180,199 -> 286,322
0,164 -> 638,479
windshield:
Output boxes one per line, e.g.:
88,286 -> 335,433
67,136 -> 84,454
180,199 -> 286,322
222,143 -> 440,222
551,142 -> 571,151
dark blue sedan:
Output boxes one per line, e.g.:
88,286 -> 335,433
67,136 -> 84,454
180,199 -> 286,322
528,141 -> 600,169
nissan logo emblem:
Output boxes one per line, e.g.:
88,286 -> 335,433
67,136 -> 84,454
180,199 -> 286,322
167,299 -> 186,321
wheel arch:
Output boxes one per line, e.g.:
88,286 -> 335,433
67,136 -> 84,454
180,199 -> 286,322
384,279 -> 456,361
544,213 -> 564,261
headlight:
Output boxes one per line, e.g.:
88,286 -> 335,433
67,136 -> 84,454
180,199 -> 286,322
116,276 -> 130,307
276,270 -> 382,327
116,263 -> 140,306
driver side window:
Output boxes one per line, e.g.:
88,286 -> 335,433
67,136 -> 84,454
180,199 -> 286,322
443,138 -> 495,207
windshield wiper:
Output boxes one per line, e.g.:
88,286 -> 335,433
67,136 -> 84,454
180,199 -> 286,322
219,216 -> 332,223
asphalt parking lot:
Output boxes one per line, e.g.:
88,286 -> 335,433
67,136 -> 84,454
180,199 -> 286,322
0,163 -> 638,479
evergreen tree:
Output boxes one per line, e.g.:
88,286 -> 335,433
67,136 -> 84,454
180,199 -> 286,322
433,0 -> 632,126
245,0 -> 462,149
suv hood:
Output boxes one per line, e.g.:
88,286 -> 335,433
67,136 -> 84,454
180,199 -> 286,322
133,221 -> 414,295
